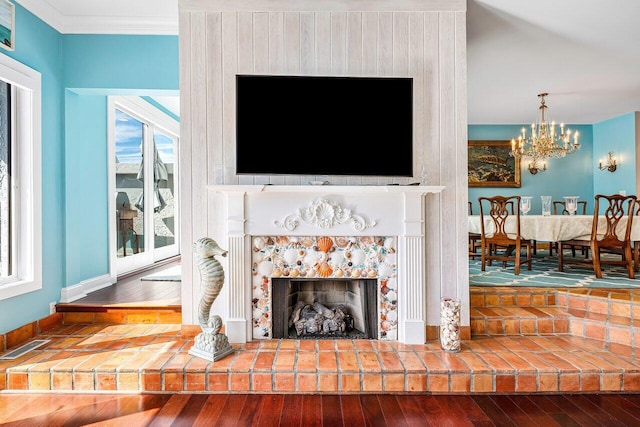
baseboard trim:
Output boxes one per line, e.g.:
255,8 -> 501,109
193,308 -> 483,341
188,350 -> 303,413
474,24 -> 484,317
60,274 -> 114,303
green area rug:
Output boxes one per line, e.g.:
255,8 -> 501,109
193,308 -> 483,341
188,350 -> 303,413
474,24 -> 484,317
469,251 -> 640,288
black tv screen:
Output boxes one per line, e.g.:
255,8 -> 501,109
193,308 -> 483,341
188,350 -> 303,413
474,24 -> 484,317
236,74 -> 414,177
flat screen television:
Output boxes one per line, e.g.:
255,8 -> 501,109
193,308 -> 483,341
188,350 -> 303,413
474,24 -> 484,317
236,74 -> 414,177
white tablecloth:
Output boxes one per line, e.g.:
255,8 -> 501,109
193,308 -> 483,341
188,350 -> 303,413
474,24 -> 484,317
468,215 -> 640,242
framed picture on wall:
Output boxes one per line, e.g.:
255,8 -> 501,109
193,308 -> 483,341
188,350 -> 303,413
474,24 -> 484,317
468,140 -> 521,187
0,0 -> 13,51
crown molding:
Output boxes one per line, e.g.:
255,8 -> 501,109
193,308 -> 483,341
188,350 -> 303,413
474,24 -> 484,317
18,0 -> 178,35
18,0 -> 65,33
60,16 -> 178,35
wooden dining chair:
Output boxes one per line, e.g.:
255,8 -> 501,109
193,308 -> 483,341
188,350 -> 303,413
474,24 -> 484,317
558,194 -> 637,279
478,195 -> 533,275
550,200 -> 589,257
468,201 -> 482,259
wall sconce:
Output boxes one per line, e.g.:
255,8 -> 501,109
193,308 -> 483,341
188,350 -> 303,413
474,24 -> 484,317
598,151 -> 617,172
527,158 -> 546,175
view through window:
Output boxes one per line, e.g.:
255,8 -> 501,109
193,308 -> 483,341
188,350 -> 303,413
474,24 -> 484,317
0,80 -> 10,277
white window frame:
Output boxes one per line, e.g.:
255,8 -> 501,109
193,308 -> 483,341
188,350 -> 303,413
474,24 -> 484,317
0,55 -> 42,300
108,95 -> 179,279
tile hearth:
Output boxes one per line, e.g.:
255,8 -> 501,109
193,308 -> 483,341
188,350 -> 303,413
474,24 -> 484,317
2,305 -> 640,393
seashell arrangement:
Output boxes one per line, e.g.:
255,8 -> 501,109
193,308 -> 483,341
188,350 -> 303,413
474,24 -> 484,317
257,260 -> 274,277
250,234 -> 399,341
349,249 -> 366,266
335,236 -> 350,248
316,262 -> 333,278
316,236 -> 334,253
377,262 -> 394,278
283,248 -> 299,265
253,237 -> 266,250
440,298 -> 461,352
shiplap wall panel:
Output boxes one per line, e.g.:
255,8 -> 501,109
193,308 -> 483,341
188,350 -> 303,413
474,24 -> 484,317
186,11 -> 210,321
331,12 -> 347,75
300,12 -> 315,74
454,10 -> 470,321
315,12 -> 331,76
178,9 -> 194,323
437,12 -> 457,313
207,12 -> 223,186
409,12 -> 424,185
346,13 -> 362,74
422,12 -> 444,325
237,12 -> 255,186
283,12 -> 303,186
205,11 -> 226,319
378,12 -> 393,76
221,12 -> 238,185
179,1 -> 469,331
267,13 -> 287,186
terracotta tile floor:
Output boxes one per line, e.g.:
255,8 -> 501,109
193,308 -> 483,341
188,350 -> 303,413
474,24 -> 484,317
2,321 -> 640,394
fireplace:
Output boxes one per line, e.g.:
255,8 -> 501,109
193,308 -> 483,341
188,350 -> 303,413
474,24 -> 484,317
205,185 -> 445,345
250,235 -> 396,341
271,278 -> 378,339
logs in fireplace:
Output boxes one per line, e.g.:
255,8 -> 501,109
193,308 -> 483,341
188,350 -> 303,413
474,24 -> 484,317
271,278 -> 378,339
289,301 -> 355,338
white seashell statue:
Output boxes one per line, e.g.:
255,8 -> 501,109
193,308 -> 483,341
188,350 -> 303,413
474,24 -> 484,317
189,237 -> 234,362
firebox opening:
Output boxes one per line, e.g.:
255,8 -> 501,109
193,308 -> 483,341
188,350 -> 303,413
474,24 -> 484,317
272,278 -> 378,339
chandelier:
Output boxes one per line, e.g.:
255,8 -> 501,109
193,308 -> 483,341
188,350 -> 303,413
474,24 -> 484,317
510,93 -> 580,174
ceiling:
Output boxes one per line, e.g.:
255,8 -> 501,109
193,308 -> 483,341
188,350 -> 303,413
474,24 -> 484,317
20,0 -> 640,125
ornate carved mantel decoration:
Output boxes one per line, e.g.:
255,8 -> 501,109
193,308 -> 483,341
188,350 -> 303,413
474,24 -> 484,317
274,198 -> 376,231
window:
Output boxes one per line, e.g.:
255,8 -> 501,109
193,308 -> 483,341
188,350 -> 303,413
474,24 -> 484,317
108,96 -> 179,276
0,55 -> 42,300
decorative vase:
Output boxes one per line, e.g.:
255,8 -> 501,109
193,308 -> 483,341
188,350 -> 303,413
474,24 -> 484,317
440,297 -> 461,352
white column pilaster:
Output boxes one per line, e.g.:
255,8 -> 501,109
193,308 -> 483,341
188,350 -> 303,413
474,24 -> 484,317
222,191 -> 250,343
398,192 -> 426,344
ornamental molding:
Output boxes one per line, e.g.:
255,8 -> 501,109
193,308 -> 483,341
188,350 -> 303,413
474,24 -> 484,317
274,198 -> 376,231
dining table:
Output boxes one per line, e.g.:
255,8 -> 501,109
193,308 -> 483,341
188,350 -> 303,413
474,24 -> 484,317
468,214 -> 640,243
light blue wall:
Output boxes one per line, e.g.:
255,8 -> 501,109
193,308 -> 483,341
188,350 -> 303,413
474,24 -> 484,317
62,37 -> 178,290
468,125 -> 594,214
593,112 -> 636,197
0,3 -> 179,334
64,93 -> 109,286
0,3 -> 66,334
61,35 -> 178,91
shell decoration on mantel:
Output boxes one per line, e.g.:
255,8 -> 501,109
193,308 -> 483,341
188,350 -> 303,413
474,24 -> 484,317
315,236 -> 334,253
250,235 -> 398,340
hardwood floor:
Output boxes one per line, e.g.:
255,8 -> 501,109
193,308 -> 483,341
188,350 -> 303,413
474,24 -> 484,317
1,392 -> 638,426
55,257 -> 181,311
0,260 -> 640,427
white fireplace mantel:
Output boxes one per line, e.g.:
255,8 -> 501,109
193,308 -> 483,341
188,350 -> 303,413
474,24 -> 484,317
205,184 -> 444,345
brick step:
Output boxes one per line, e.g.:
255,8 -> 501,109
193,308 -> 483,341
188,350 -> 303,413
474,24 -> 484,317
557,289 -> 640,321
470,287 -> 558,309
470,306 -> 570,336
470,287 -> 640,359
